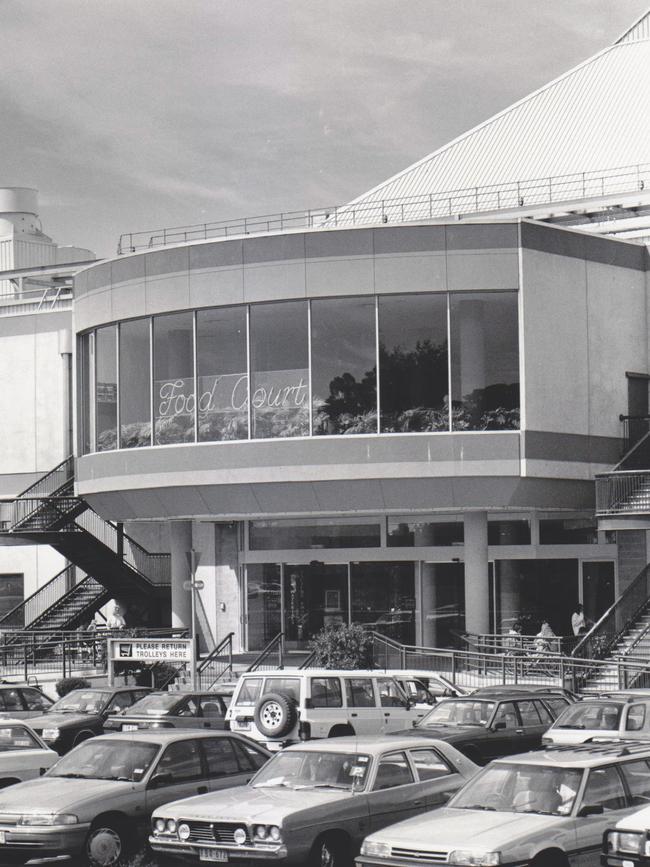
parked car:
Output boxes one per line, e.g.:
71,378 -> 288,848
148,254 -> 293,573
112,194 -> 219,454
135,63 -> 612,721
382,671 -> 470,705
472,684 -> 579,702
392,692 -> 570,764
603,801 -> 650,865
0,684 -> 53,718
103,689 -> 234,733
227,670 -> 428,750
543,695 -> 650,746
149,734 -> 479,866
26,686 -> 151,753
0,720 -> 58,787
357,741 -> 650,867
0,729 -> 270,866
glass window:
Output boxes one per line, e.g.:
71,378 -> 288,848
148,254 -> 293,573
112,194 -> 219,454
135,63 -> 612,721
263,678 -> 300,702
388,518 -> 463,548
235,677 -> 263,707
249,518 -> 380,550
106,693 -> 134,713
202,737 -> 240,776
310,678 -> 343,708
20,689 -> 52,712
351,562 -> 416,645
373,751 -> 415,790
450,291 -> 519,431
232,738 -> 268,771
493,702 -> 518,729
199,696 -> 226,719
378,294 -> 448,433
421,700 -> 494,727
0,725 -> 41,751
581,766 -> 626,812
544,697 -> 569,719
345,678 -> 376,708
311,297 -> 377,435
582,562 -> 615,627
153,311 -> 195,444
376,678 -> 407,709
177,698 -> 199,717
619,760 -> 650,806
539,518 -> 598,545
493,559 -> 579,637
488,520 -> 531,545
95,325 -> 117,451
535,700 -> 554,725
626,705 -> 646,732
156,739 -> 203,783
555,702 -> 622,732
197,306 -> 248,442
78,332 -> 94,454
246,564 -> 281,652
420,562 -> 465,648
119,318 -> 151,448
409,748 -> 451,781
517,700 -> 542,726
250,300 -> 309,439
0,689 -> 23,712
284,564 -> 348,648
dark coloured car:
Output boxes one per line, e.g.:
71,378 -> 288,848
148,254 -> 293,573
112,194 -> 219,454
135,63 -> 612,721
27,686 -> 151,754
0,684 -> 53,718
392,693 -> 570,764
102,689 -> 233,733
472,684 -> 579,702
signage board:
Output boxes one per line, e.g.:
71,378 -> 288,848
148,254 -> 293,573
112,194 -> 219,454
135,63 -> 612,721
109,638 -> 193,663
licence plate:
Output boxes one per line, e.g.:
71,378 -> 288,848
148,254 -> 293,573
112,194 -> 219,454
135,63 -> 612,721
122,724 -> 138,732
199,849 -> 228,862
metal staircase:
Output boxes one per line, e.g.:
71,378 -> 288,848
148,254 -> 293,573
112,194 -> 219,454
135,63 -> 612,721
0,456 -> 170,631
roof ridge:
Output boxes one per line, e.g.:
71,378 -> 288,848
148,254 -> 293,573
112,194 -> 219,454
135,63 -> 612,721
614,7 -> 650,44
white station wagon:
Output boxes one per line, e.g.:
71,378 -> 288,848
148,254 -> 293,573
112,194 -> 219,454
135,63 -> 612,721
0,720 -> 57,788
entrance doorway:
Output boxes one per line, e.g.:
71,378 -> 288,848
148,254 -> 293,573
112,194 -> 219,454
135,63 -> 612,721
284,563 -> 348,649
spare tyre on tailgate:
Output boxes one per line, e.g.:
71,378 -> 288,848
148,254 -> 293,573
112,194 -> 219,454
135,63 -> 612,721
254,692 -> 298,738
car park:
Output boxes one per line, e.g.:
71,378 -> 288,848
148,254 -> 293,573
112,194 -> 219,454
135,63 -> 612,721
27,686 -> 151,754
149,734 -> 478,866
393,692 -> 570,765
0,684 -> 53,718
543,696 -> 650,746
227,670 -> 428,750
472,684 -> 579,702
102,688 -> 234,733
603,803 -> 650,865
357,741 -> 650,867
0,729 -> 270,866
0,720 -> 58,787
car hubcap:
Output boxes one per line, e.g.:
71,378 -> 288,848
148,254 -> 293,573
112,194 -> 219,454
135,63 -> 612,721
261,701 -> 283,729
87,828 -> 122,866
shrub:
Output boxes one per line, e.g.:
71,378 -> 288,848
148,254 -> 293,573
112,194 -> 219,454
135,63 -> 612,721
55,676 -> 91,698
309,624 -> 374,670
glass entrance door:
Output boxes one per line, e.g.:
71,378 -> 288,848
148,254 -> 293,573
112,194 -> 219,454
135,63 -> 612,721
284,564 -> 349,649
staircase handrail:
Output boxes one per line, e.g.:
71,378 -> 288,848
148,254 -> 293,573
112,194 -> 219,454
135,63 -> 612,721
0,564 -> 80,629
298,650 -> 317,669
572,563 -> 650,660
198,632 -> 235,673
615,423 -> 650,469
15,456 -> 74,500
246,632 -> 285,672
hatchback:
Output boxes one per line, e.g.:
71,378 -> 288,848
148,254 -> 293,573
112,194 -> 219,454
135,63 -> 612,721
544,696 -> 650,746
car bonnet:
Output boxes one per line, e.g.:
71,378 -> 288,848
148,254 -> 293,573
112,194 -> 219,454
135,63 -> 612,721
0,776 -> 136,814
29,712 -> 99,730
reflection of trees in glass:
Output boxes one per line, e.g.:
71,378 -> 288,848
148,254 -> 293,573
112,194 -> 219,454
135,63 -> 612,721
313,367 -> 377,435
253,404 -> 310,439
380,339 -> 448,432
198,410 -> 248,442
454,382 -> 520,431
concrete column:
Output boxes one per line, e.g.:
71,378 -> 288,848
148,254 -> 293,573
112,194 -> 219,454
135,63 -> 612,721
215,523 -> 242,649
414,523 -> 438,647
170,521 -> 192,629
464,511 -> 489,635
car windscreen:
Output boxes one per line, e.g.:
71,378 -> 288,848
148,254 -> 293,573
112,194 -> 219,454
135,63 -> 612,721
252,750 -> 371,791
419,699 -> 495,727
450,762 -> 583,816
49,690 -> 111,714
48,739 -> 160,781
0,725 -> 42,751
125,693 -> 180,715
553,702 -> 622,730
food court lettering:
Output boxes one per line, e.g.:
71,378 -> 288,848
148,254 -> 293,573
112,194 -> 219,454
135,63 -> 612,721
157,371 -> 308,418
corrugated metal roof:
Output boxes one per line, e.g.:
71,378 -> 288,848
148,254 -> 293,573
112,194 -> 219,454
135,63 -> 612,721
345,18 -> 650,213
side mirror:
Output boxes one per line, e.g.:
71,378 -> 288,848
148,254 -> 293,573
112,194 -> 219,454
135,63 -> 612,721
577,804 -> 604,817
493,721 -> 507,731
148,772 -> 173,789
406,697 -> 414,710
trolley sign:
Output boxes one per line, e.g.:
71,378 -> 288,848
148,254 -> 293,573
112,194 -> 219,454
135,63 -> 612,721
107,638 -> 195,685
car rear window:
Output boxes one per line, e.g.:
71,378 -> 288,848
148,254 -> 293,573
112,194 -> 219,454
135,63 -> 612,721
555,702 -> 622,730
264,678 -> 300,702
127,693 -> 179,715
235,678 -> 263,706
0,725 -> 42,750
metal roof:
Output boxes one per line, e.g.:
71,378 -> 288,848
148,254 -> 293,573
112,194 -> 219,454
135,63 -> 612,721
345,16 -> 650,214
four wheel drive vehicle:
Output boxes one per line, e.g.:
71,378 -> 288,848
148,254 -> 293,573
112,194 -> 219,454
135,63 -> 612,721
392,693 -> 570,765
27,686 -> 152,754
0,720 -> 58,787
357,741 -> 650,867
103,689 -> 234,733
149,734 -> 478,866
0,730 -> 270,866
543,697 -> 650,747
603,802 -> 650,865
0,684 -> 53,718
227,670 -> 428,749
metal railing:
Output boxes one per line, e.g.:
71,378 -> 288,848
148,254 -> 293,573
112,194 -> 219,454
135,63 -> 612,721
246,632 -> 285,672
472,632 -> 575,656
0,566 -> 97,630
117,161 -> 650,254
619,416 -> 650,460
16,456 -> 74,500
197,632 -> 235,689
596,471 -> 650,516
11,496 -> 83,532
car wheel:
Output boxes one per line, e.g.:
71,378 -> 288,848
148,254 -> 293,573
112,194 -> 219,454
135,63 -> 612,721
530,850 -> 569,867
85,822 -> 128,867
74,729 -> 95,747
309,833 -> 349,867
254,692 -> 298,738
328,725 -> 355,738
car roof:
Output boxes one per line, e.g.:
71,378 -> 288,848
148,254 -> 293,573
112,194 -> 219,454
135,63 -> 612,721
92,730 -> 261,745
237,670 -> 400,679
61,685 -> 148,695
437,692 -> 560,701
496,741 -> 650,769
283,735 -> 455,755
135,688 -> 234,699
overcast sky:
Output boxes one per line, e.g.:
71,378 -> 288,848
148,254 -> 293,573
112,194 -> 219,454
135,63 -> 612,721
0,0 -> 646,259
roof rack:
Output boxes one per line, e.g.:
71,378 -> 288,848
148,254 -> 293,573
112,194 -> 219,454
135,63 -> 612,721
544,740 -> 650,758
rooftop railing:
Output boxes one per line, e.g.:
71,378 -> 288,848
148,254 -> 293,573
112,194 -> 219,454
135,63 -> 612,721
117,161 -> 650,254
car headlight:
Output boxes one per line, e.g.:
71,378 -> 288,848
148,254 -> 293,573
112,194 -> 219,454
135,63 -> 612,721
153,818 -> 167,835
178,823 -> 190,841
152,817 -> 177,836
255,825 -> 268,840
41,728 -> 60,741
449,851 -> 501,866
233,827 -> 247,845
607,830 -> 646,855
360,840 -> 391,858
17,813 -> 78,826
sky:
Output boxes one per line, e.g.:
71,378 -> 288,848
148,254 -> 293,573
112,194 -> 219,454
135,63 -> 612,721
0,0 -> 647,259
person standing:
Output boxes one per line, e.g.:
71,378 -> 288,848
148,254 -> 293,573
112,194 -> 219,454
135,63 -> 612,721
571,603 -> 586,636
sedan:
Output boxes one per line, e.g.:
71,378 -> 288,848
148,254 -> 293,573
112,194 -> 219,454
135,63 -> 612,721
0,720 -> 57,787
27,686 -> 152,753
0,730 -> 270,866
0,685 -> 53,718
103,689 -> 233,733
149,735 -> 478,866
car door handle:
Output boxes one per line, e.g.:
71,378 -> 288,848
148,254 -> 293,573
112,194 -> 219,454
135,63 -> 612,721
412,800 -> 424,808
350,713 -> 358,717
197,785 -> 208,794
384,713 -> 391,717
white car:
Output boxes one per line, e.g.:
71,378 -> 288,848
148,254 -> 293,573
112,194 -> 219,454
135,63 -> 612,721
0,720 -> 57,787
603,803 -> 650,865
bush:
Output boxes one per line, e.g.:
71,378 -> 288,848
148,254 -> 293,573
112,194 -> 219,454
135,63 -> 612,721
55,676 -> 91,698
309,624 -> 374,670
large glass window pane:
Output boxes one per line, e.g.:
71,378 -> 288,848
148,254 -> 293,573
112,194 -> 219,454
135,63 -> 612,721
582,561 -> 615,626
493,559 -> 578,638
246,564 -> 281,651
119,319 -> 151,448
250,301 -> 309,439
284,564 -> 348,649
539,517 -> 598,544
450,291 -> 519,430
311,297 -> 377,435
388,518 -> 463,548
249,519 -> 380,550
488,520 -> 531,545
153,312 -> 195,444
421,562 -> 465,648
378,294 -> 448,432
78,333 -> 93,454
95,325 -> 117,451
197,307 -> 248,441
351,562 -> 415,644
